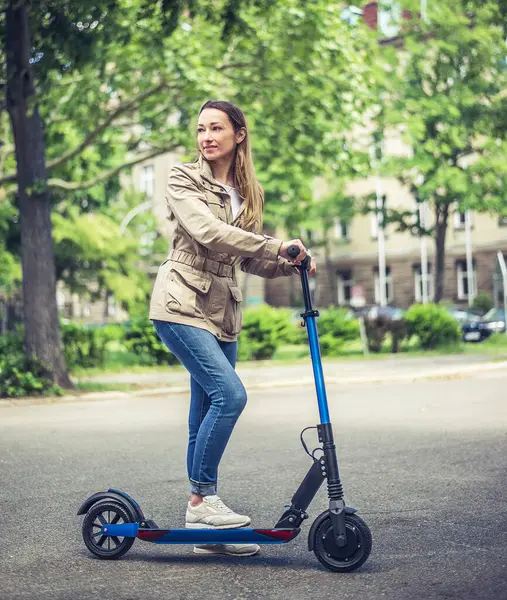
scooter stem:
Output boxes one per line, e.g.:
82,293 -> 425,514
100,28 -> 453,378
287,246 -> 330,424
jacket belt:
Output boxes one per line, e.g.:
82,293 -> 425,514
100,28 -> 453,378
168,250 -> 234,278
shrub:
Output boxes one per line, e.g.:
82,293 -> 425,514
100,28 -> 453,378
285,310 -> 308,345
238,305 -> 293,360
0,355 -> 62,398
472,292 -> 493,315
317,307 -> 360,356
0,328 -> 24,360
124,318 -> 178,365
405,303 -> 461,349
97,323 -> 125,344
237,333 -> 254,361
61,323 -> 109,370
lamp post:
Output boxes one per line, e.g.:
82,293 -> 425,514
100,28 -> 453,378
465,210 -> 475,307
370,135 -> 387,307
419,201 -> 429,303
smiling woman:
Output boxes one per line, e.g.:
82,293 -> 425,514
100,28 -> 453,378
147,99 -> 313,558
197,100 -> 261,233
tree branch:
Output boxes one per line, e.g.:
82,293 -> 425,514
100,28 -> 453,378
218,61 -> 252,71
45,81 -> 175,172
47,144 -> 179,191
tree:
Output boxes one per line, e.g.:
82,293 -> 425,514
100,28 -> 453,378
375,0 -> 507,302
2,0 -> 375,386
1,0 -> 268,386
229,1 -> 375,227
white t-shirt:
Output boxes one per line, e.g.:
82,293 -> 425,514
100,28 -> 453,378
223,185 -> 243,219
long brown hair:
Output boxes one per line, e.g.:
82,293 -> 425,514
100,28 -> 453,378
198,100 -> 264,232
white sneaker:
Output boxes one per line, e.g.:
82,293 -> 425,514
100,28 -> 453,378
185,495 -> 251,529
193,544 -> 260,557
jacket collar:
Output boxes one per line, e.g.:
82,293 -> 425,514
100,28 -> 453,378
198,155 -> 225,192
198,154 -> 246,222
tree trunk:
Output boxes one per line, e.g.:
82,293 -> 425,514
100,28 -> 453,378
5,2 -> 72,387
434,203 -> 449,304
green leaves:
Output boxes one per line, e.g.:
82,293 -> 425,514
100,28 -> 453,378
371,0 -> 507,300
2,0 -> 378,314
52,203 -> 151,307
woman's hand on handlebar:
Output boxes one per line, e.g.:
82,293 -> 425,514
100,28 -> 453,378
278,239 -> 307,263
308,256 -> 317,276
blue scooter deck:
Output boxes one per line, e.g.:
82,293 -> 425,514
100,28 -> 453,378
101,523 -> 300,544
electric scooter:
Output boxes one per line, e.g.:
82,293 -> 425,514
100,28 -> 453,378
78,246 -> 372,572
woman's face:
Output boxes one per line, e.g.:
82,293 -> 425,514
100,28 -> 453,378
197,108 -> 245,162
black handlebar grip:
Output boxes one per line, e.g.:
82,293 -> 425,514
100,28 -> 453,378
287,245 -> 301,259
287,244 -> 311,270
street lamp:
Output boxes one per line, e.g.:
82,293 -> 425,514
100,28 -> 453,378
416,174 -> 429,304
465,210 -> 475,307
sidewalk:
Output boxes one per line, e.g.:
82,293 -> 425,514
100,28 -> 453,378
77,353 -> 507,399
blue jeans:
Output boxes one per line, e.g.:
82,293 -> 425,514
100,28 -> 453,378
152,320 -> 247,496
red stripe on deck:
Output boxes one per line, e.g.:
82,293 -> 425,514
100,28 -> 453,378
253,529 -> 299,541
137,530 -> 168,541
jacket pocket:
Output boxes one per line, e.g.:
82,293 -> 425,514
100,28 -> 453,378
223,284 -> 243,335
205,191 -> 227,222
166,266 -> 212,318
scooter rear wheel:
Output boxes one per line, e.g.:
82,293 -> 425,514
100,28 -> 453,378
82,500 -> 135,559
312,512 -> 372,572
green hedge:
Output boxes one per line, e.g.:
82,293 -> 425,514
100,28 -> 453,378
0,355 -> 61,398
0,328 -> 24,358
61,323 -> 109,370
124,318 -> 179,366
238,305 -> 295,361
405,303 -> 461,349
317,307 -> 360,356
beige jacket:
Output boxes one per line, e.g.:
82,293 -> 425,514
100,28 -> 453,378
149,156 -> 297,341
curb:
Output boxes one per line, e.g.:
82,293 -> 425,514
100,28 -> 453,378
1,360 -> 505,407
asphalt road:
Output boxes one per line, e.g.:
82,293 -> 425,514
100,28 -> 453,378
1,370 -> 506,600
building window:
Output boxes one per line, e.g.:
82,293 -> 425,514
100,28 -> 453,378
413,264 -> 434,302
337,270 -> 354,305
374,266 -> 393,304
56,291 -> 66,310
334,219 -> 350,241
378,1 -> 402,37
140,164 -> 154,197
456,260 -> 477,300
454,210 -> 472,229
107,293 -> 117,317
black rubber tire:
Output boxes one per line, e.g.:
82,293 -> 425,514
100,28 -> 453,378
312,512 -> 372,573
82,500 -> 135,559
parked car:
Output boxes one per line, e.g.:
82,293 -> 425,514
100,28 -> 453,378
446,307 -> 476,324
461,308 -> 506,342
354,305 -> 405,321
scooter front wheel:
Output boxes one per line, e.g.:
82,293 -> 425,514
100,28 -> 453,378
82,500 -> 135,559
312,512 -> 372,572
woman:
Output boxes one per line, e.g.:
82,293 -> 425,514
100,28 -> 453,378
149,100 -> 316,557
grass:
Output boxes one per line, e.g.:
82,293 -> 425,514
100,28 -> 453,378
463,333 -> 507,357
73,382 -> 141,393
69,333 -> 507,380
5,334 -> 506,401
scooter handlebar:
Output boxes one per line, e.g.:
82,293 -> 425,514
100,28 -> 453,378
287,244 -> 311,270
